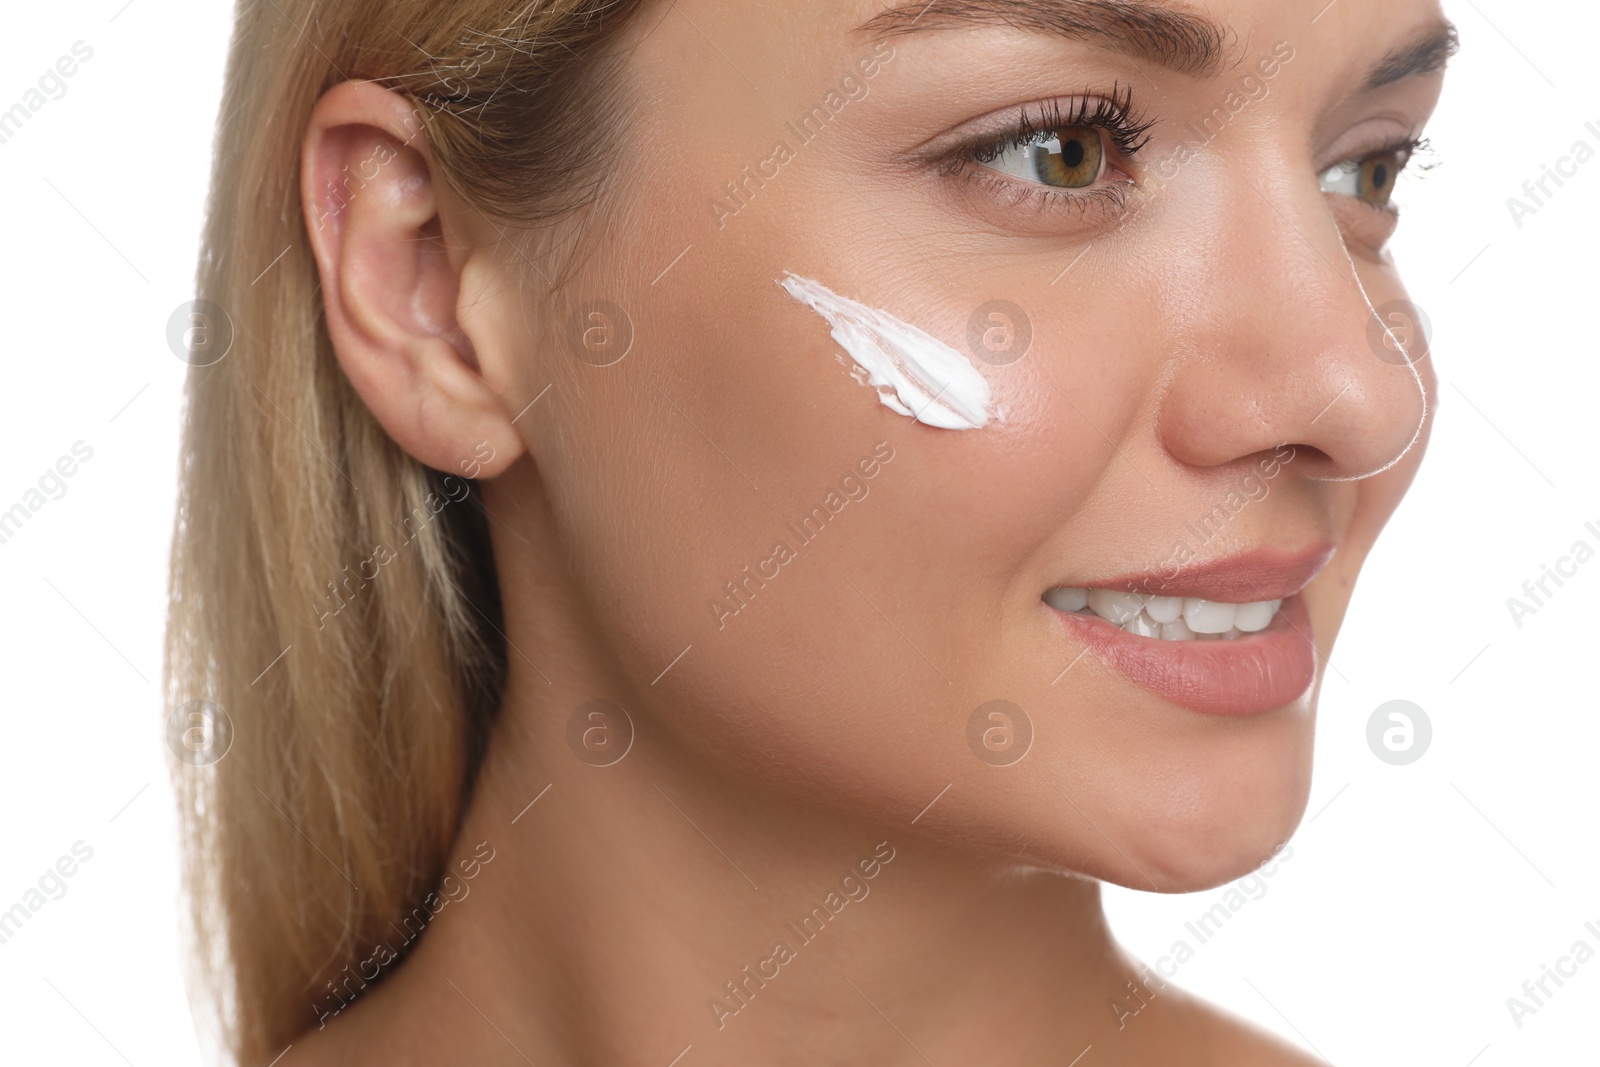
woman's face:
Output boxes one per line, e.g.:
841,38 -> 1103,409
489,0 -> 1448,890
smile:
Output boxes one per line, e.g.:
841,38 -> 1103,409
1043,587 -> 1284,641
1042,545 -> 1334,716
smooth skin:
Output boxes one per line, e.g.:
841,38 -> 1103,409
287,0 -> 1447,1062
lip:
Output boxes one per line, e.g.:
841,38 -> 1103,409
1043,544 -> 1334,717
1051,594 -> 1317,716
1072,542 -> 1337,603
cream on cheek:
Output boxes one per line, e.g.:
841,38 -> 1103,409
778,272 -> 1003,431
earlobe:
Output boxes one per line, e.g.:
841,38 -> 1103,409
300,80 -> 526,480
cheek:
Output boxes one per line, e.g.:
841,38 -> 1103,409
1331,323 -> 1434,568
589,327 -> 1135,812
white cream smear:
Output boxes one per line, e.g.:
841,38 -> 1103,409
778,272 -> 1001,430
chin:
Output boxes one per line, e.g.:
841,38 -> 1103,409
1138,722 -> 1313,893
1046,692 -> 1318,895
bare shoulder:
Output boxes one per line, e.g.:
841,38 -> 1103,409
1213,1023 -> 1330,1067
1186,988 -> 1331,1067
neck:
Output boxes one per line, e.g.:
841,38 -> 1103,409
301,468 -> 1165,1064
407,709 -> 1139,1065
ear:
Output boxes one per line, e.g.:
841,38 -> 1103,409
301,80 -> 525,480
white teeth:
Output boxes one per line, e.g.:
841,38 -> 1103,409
1122,612 -> 1163,638
1183,598 -> 1236,634
1160,618 -> 1196,642
1043,586 -> 1089,613
1145,596 -> 1184,624
1046,587 -> 1284,643
1087,589 -> 1146,625
1233,600 -> 1276,633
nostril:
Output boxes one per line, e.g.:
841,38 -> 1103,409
1272,443 -> 1331,468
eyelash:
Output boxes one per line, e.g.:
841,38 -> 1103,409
937,83 -> 1153,215
938,89 -> 1434,222
1323,135 -> 1434,212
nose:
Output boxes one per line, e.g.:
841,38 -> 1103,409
1154,157 -> 1430,482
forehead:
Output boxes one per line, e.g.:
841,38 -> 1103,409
624,0 -> 1453,160
663,0 -> 1447,89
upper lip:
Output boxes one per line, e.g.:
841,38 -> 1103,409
1051,542 -> 1337,603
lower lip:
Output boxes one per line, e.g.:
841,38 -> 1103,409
1049,595 -> 1317,716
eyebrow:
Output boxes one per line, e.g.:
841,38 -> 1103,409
859,0 -> 1460,91
856,0 -> 1230,77
1363,21 -> 1459,90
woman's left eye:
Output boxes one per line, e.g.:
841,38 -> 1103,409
981,124 -> 1109,189
1318,142 -> 1418,208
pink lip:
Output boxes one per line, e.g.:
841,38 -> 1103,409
1083,542 -> 1337,603
1051,594 -> 1317,716
1044,544 -> 1334,717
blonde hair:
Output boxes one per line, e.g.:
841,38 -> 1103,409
166,0 -> 646,1060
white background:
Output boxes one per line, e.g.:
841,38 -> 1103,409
0,0 -> 1593,1063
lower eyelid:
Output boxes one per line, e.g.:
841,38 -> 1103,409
950,149 -> 1407,238
1324,190 -> 1400,252
954,162 -> 1133,222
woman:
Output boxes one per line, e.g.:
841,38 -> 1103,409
167,0 -> 1454,1062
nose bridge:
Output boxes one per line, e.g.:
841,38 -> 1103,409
1155,158 -> 1428,481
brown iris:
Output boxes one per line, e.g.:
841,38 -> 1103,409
1358,150 -> 1404,207
1032,125 -> 1106,188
